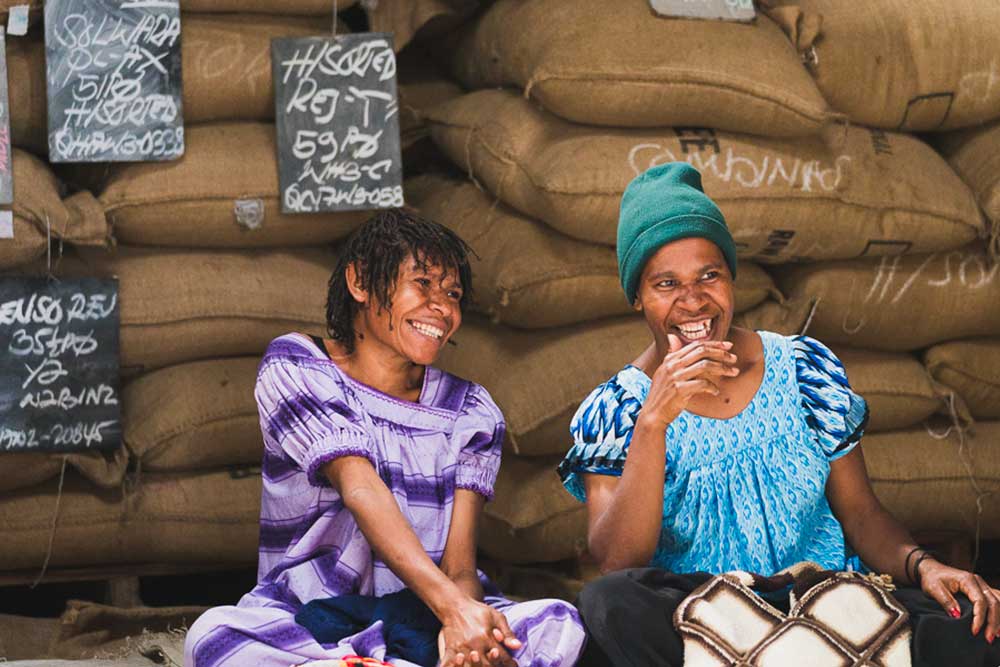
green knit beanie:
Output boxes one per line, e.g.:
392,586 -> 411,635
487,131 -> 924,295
617,162 -> 737,304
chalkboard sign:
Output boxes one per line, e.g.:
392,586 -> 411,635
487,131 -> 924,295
650,0 -> 756,22
0,29 -> 12,205
44,0 -> 184,163
0,278 -> 120,454
272,33 -> 404,214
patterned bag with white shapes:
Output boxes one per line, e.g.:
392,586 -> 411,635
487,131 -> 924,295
674,562 -> 911,666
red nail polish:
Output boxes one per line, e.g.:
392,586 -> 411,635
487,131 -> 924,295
950,608 -> 961,619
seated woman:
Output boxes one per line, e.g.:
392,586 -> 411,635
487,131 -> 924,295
185,210 -> 585,667
558,163 -> 1000,667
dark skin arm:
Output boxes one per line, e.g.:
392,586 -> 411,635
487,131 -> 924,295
324,457 -> 520,666
583,337 -> 739,572
827,446 -> 1000,643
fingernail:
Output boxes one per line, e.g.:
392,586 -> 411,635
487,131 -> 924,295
950,607 -> 961,619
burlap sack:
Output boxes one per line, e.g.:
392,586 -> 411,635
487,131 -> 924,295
766,1 -> 1000,132
865,421 -> 1000,540
482,456 -> 587,564
51,601 -> 202,662
7,36 -> 46,155
68,245 -> 333,373
183,15 -> 329,124
450,0 -> 833,136
0,150 -> 108,270
925,339 -> 1000,419
0,447 -> 128,495
99,123 -> 366,247
408,174 -> 779,328
479,560 -> 587,603
0,468 -> 261,571
398,48 -> 464,151
426,89 -> 983,258
179,0 -> 355,12
0,614 -> 59,662
123,357 -> 263,472
832,347 -> 941,432
933,120 -> 1000,254
367,0 -> 480,52
776,245 -> 1000,350
438,309 -> 812,457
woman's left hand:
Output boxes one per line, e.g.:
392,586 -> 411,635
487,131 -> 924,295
919,559 -> 1000,643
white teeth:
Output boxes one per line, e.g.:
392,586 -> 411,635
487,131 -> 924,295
411,321 -> 444,339
676,319 -> 712,339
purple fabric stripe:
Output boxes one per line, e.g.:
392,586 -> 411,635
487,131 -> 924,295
436,373 -> 471,413
380,462 -> 456,506
263,337 -> 313,360
255,617 -> 316,651
259,502 -> 343,551
509,602 -> 580,640
263,546 -> 343,583
251,582 -> 301,611
193,625 -> 254,667
266,391 -> 358,444
311,552 -> 364,595
262,449 -> 298,483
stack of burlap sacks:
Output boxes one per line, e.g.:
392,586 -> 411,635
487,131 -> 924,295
403,0 -> 1000,591
0,3 -> 370,577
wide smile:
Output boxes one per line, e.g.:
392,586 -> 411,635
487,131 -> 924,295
672,317 -> 714,343
408,319 -> 446,342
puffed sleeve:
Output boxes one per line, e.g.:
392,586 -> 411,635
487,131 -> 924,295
255,346 -> 375,487
557,379 -> 639,502
793,335 -> 870,461
451,384 -> 505,501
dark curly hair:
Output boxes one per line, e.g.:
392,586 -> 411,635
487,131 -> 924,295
326,208 -> 474,354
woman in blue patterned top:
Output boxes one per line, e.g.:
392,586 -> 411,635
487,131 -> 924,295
559,163 -> 999,667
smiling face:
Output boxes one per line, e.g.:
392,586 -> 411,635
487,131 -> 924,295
633,237 -> 735,348
350,254 -> 464,367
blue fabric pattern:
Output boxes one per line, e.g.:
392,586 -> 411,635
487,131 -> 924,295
557,332 -> 869,576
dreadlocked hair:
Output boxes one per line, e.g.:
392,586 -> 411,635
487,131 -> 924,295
326,207 -> 475,354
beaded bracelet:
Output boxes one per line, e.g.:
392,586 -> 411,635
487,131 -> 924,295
903,545 -> 924,585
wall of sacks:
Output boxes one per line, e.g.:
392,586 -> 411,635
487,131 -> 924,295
415,0 -> 1000,592
0,0 -> 997,603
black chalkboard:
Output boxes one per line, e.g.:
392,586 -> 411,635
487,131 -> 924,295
0,277 -> 120,454
272,33 -> 404,214
44,0 -> 184,163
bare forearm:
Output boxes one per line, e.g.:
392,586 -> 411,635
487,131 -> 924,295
445,568 -> 484,602
842,501 -> 920,583
589,417 -> 669,571
342,483 -> 464,618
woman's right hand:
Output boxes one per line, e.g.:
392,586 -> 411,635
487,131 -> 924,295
437,598 -> 521,667
640,334 -> 739,428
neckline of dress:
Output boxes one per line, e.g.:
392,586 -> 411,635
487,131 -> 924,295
291,333 -> 440,411
623,330 -> 772,423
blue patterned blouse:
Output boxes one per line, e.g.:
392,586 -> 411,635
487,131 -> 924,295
558,332 -> 869,576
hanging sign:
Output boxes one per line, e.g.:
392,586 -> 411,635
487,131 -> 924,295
0,277 -> 121,454
650,0 -> 757,22
272,33 -> 403,214
0,28 -> 12,205
44,0 -> 184,163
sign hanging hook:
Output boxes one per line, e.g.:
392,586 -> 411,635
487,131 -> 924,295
332,0 -> 338,37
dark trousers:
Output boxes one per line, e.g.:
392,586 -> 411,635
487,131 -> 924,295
575,568 -> 1000,667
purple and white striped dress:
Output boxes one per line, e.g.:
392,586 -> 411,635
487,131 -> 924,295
184,333 -> 585,667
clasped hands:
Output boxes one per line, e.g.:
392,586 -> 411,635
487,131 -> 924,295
437,598 -> 522,667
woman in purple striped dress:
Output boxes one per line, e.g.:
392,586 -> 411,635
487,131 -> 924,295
184,210 -> 586,667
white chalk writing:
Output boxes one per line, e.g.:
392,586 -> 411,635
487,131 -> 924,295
0,279 -> 120,453
46,1 -> 183,162
274,34 -> 403,214
628,142 -> 851,193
